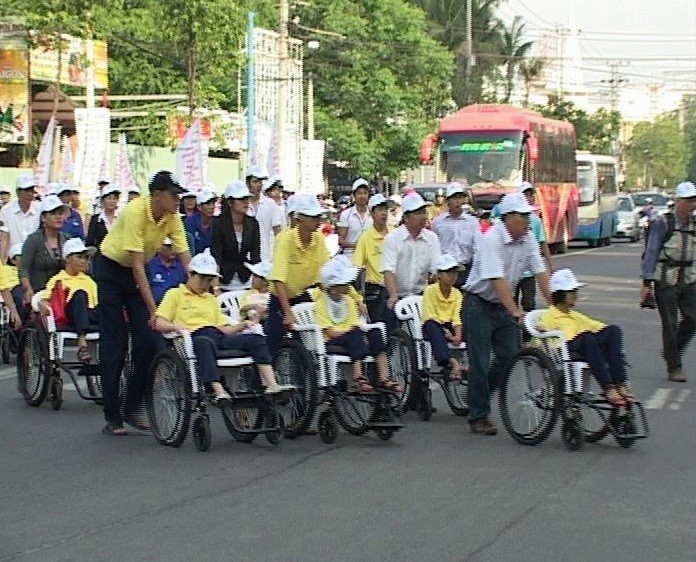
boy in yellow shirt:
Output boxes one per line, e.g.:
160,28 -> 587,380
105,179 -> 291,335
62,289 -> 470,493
155,250 -> 293,403
315,256 -> 402,393
1,243 -> 24,328
422,254 -> 464,380
39,239 -> 99,362
539,269 -> 635,406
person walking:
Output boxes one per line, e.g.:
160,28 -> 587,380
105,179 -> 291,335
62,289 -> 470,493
337,178 -> 372,260
641,181 -> 696,382
0,175 -> 40,262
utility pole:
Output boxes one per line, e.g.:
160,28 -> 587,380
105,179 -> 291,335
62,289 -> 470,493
277,0 -> 289,175
247,12 -> 256,167
603,61 -> 628,114
465,0 -> 474,104
554,24 -> 570,98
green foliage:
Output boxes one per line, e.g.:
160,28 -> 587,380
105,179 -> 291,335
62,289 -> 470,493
683,94 -> 696,181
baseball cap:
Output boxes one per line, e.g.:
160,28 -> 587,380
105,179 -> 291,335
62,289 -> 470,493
196,189 -> 217,205
40,195 -> 67,214
180,190 -> 197,199
149,171 -> 185,194
293,194 -> 325,217
16,175 -> 36,190
445,182 -> 467,199
63,238 -> 97,257
321,256 -> 359,287
675,181 -> 696,199
97,176 -> 111,185
401,192 -> 430,213
517,181 -> 535,194
498,193 -> 535,215
550,268 -> 587,292
128,185 -> 141,194
263,175 -> 283,192
188,249 -> 221,277
352,178 -> 369,192
434,253 -> 459,271
45,182 -> 60,196
389,193 -> 402,205
245,165 -> 268,180
224,180 -> 252,199
8,243 -> 23,258
101,184 -> 121,198
56,183 -> 76,195
245,260 -> 272,279
368,193 -> 388,210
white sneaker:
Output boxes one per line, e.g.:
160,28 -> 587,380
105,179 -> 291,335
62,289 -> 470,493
265,383 -> 295,394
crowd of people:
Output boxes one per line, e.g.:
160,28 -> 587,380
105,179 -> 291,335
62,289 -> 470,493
0,168 -> 693,438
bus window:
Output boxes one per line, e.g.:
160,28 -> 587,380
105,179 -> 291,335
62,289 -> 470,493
577,163 -> 595,206
439,131 -> 523,184
597,163 -> 617,194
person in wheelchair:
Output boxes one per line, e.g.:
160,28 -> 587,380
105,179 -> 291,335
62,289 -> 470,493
154,250 -> 293,404
239,260 -> 273,323
39,238 -> 99,363
0,243 -> 25,328
539,268 -> 636,406
315,256 -> 402,394
422,253 -> 465,380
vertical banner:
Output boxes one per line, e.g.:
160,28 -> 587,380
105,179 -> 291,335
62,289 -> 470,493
266,115 -> 280,177
300,139 -> 325,195
34,116 -> 56,187
175,118 -> 207,191
74,107 -> 111,190
59,135 -> 75,183
115,133 -> 137,192
0,29 -> 30,144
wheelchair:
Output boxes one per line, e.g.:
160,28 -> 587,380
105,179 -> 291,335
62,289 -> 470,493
498,310 -> 649,451
144,291 -> 303,451
393,295 -> 469,421
0,296 -> 20,363
290,302 -> 404,444
16,292 -> 110,410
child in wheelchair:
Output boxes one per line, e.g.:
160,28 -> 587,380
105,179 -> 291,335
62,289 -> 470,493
239,260 -> 272,326
539,268 -> 636,407
422,253 -> 465,380
154,249 -> 293,403
314,256 -> 402,394
39,238 -> 99,363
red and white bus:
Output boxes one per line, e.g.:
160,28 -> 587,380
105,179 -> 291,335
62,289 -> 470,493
420,104 -> 579,253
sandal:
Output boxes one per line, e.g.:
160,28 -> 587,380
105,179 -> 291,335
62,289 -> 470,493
102,423 -> 128,436
77,345 -> 92,363
378,377 -> 403,393
352,375 -> 374,394
616,384 -> 636,403
604,385 -> 626,407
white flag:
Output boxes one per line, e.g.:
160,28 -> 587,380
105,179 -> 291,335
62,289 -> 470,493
59,135 -> 75,184
175,118 -> 207,191
34,116 -> 56,187
266,114 -> 281,177
115,133 -> 137,192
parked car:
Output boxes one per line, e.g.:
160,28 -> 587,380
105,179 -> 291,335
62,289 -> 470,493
615,194 -> 641,242
632,191 -> 671,215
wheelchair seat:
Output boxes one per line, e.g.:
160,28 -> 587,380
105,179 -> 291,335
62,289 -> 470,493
326,345 -> 351,355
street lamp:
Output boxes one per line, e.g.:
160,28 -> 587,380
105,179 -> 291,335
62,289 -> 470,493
306,40 -> 319,141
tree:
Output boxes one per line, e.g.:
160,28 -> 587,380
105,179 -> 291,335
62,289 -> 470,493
683,94 -> 696,181
518,57 -> 544,107
499,16 -> 533,103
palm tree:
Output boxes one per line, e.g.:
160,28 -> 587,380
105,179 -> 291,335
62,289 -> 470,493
500,15 -> 534,103
519,57 -> 545,107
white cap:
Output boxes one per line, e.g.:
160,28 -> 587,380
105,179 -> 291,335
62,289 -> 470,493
224,180 -> 252,199
16,175 -> 36,190
352,178 -> 369,192
550,268 -> 587,292
196,189 -> 217,205
245,165 -> 268,180
517,181 -> 535,194
368,193 -> 388,210
45,182 -> 60,196
128,185 -> 141,194
101,185 -> 121,197
293,194 -> 325,217
321,256 -> 359,287
188,248 -> 221,277
389,193 -> 402,205
675,181 -> 696,199
56,183 -> 76,195
0,184 -> 10,194
245,260 -> 272,279
498,193 -> 535,215
40,195 -> 66,214
63,238 -> 96,257
445,182 -> 467,199
180,190 -> 197,199
162,236 -> 173,245
97,176 -> 111,185
8,242 -> 23,258
263,175 -> 283,192
434,253 -> 459,271
401,192 -> 430,213
285,194 -> 299,215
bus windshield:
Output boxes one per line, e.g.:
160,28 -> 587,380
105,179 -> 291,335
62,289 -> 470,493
576,163 -> 595,206
440,131 -> 523,185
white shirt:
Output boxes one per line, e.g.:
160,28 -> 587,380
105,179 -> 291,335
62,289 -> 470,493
338,205 -> 372,258
464,220 -> 546,303
432,211 -> 480,266
381,224 -> 441,297
250,195 -> 284,261
0,200 -> 40,248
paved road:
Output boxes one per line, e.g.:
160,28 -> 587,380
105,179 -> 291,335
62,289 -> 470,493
1,240 -> 694,562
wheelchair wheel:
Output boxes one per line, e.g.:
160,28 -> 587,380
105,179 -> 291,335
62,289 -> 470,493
417,386 -> 432,421
145,349 -> 191,448
273,339 -> 317,439
611,410 -> 637,449
499,348 -> 560,446
318,411 -> 338,444
265,409 -> 285,445
192,415 -> 212,452
441,378 -> 469,417
386,330 -> 416,412
221,401 -> 262,443
17,327 -> 50,407
581,373 -> 612,444
334,392 -> 372,436
50,377 -> 64,411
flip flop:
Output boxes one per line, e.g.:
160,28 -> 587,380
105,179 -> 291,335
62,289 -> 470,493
102,423 -> 128,436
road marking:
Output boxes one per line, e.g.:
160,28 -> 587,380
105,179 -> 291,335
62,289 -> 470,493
645,388 -> 672,409
668,389 -> 691,411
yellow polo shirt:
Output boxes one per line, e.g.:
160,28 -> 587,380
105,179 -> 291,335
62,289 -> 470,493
100,196 -> 187,267
314,289 -> 360,340
422,282 -> 462,326
44,270 -> 98,308
156,284 -> 230,332
353,226 -> 388,285
539,306 -> 606,342
270,227 -> 330,299
0,264 -> 19,291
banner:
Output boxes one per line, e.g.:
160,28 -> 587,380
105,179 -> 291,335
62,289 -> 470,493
74,107 -> 111,189
30,34 -> 108,89
34,116 -> 56,187
300,139 -> 325,195
114,133 -> 137,192
0,30 -> 29,144
175,118 -> 207,191
59,135 -> 75,184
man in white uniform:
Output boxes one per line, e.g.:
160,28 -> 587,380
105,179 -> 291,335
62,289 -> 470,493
337,178 -> 372,259
255,175 -> 285,261
0,175 -> 40,261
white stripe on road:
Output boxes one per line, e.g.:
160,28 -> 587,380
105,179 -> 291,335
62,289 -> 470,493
645,388 -> 672,410
668,389 -> 691,411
